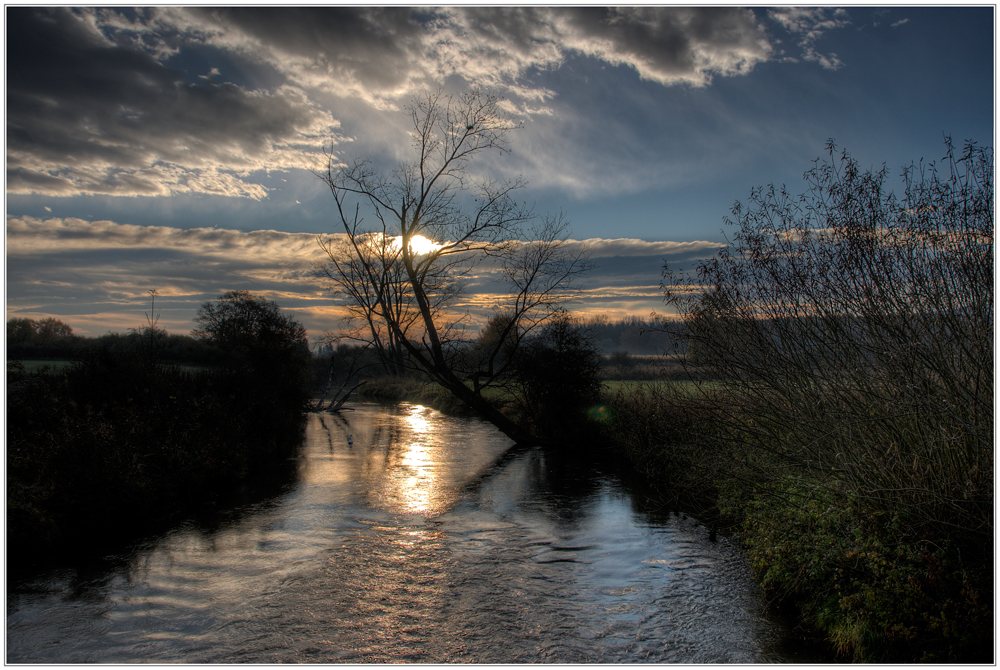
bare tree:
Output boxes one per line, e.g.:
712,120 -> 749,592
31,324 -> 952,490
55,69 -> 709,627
316,234 -> 418,376
317,89 -> 591,444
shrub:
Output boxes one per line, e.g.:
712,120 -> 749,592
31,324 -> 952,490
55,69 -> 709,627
663,138 -> 993,546
511,310 -> 603,436
193,290 -> 313,411
742,477 -> 992,662
650,138 -> 993,661
7,354 -> 306,571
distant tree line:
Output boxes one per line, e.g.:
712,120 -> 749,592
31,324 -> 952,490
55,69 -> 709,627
7,316 -> 219,365
578,314 -> 684,355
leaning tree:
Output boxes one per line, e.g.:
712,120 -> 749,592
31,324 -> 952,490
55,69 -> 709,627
317,89 -> 591,444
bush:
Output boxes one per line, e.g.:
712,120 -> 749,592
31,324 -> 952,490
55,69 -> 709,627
193,290 -> 313,411
7,354 -> 307,571
7,293 -> 315,571
600,381 -> 993,662
511,310 -> 603,436
663,138 -> 993,546
629,138 -> 995,661
742,477 -> 992,662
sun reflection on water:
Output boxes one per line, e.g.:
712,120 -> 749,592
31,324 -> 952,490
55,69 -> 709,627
394,404 -> 441,515
405,405 -> 433,434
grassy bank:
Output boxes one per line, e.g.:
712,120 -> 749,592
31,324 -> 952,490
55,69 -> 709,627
600,380 -> 992,663
357,375 -> 503,417
7,357 -> 309,572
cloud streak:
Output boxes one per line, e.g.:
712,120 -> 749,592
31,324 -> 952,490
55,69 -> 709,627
767,7 -> 850,69
7,216 -> 722,337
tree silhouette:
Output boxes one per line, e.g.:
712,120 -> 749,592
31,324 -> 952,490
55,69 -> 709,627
318,89 -> 591,444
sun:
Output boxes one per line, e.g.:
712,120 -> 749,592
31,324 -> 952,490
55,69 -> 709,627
391,234 -> 441,256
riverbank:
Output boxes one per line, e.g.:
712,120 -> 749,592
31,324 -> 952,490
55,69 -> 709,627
354,374 -> 992,663
7,359 -> 308,574
600,380 -> 992,663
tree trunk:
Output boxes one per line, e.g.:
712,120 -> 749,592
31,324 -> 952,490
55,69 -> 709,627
434,368 -> 540,445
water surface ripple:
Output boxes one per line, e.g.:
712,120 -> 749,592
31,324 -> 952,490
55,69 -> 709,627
7,402 -> 822,663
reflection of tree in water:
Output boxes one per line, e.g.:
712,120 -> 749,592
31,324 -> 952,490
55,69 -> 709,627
10,464 -> 299,600
513,441 -> 712,533
613,460 -> 713,531
317,415 -> 336,451
516,444 -> 612,528
318,413 -> 356,451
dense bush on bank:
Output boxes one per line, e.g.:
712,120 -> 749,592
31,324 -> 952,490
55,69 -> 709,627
7,355 -> 310,571
7,292 -> 316,572
600,381 -> 991,662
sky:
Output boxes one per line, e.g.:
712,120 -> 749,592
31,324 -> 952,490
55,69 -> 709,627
5,5 -> 995,340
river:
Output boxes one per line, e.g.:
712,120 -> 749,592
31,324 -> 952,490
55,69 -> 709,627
6,401 -> 826,663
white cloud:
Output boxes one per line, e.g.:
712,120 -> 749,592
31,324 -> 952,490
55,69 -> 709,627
767,7 -> 850,70
7,8 -> 341,199
568,237 -> 723,258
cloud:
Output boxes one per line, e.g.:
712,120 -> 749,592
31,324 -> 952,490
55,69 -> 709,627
550,7 -> 773,86
6,8 -> 340,199
6,7 -> 854,205
170,7 -> 433,105
6,215 -> 336,334
767,7 -> 850,69
572,237 -> 722,257
7,216 -> 722,337
175,7 -> 774,99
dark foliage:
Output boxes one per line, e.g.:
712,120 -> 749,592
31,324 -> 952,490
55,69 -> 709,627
194,290 -> 308,357
7,317 -> 85,360
7,318 -> 225,368
8,292 -> 315,572
7,354 -> 307,572
193,290 -> 313,409
513,310 -> 603,436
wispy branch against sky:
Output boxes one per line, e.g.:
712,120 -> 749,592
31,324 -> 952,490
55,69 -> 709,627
5,6 -> 993,337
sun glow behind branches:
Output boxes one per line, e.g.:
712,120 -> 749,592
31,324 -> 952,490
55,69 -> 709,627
390,234 -> 442,256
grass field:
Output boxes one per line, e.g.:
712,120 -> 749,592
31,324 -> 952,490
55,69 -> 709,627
600,378 -> 722,396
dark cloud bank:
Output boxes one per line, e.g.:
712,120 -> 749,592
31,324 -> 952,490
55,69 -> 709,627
7,7 -> 845,200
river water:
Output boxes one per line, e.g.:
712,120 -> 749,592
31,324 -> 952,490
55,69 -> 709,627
7,402 -> 824,663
